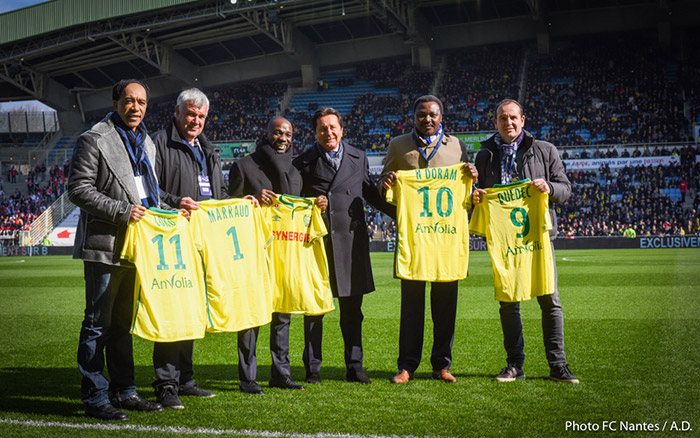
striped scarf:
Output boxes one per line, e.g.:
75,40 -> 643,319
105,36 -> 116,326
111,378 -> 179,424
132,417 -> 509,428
111,112 -> 160,208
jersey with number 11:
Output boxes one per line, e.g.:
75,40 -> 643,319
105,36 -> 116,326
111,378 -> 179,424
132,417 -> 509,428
190,198 -> 273,332
470,179 -> 554,302
121,209 -> 207,342
385,163 -> 472,282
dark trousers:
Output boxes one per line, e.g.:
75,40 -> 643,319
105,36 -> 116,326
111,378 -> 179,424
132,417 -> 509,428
152,340 -> 195,391
397,280 -> 458,373
499,242 -> 566,368
239,313 -> 300,383
303,295 -> 365,375
238,326 -> 259,382
270,312 -> 291,381
77,262 -> 137,407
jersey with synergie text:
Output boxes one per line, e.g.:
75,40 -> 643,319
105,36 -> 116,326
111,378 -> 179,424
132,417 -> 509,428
264,195 -> 334,315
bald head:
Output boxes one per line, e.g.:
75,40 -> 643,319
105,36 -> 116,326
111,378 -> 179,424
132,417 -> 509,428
265,117 -> 293,153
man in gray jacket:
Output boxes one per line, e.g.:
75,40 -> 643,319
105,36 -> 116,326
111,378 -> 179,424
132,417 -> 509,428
68,79 -> 166,421
473,99 -> 579,384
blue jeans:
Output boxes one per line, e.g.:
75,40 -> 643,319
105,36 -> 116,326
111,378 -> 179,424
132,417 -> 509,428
77,262 -> 137,407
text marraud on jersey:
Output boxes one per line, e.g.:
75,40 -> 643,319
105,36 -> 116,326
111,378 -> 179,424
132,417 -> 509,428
497,185 -> 533,205
414,167 -> 459,181
206,203 -> 250,223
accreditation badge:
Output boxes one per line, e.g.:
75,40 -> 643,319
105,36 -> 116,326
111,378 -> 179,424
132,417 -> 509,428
199,175 -> 212,197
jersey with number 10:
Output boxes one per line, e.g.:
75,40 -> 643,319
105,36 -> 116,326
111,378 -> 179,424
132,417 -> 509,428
190,198 -> 273,332
264,195 -> 334,315
121,208 -> 207,342
385,163 -> 472,282
470,179 -> 554,302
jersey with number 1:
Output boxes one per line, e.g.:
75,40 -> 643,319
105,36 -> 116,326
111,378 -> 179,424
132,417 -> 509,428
264,195 -> 334,315
190,198 -> 273,332
121,208 -> 207,342
385,163 -> 472,282
470,179 -> 554,302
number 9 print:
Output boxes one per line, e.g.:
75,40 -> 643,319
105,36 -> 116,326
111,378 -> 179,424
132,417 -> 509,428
510,207 -> 530,238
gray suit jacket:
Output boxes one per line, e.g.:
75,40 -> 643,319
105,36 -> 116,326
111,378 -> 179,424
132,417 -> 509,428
67,113 -> 165,265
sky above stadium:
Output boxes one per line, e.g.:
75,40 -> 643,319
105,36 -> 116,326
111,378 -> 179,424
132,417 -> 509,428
0,0 -> 49,14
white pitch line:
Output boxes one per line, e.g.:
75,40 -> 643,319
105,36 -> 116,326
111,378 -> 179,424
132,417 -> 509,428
0,418 -> 440,438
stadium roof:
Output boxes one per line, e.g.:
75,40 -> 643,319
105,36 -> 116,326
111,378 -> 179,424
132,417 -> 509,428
0,0 -> 698,114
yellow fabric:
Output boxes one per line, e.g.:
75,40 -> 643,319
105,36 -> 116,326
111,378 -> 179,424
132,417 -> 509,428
190,198 -> 273,332
264,195 -> 334,315
385,163 -> 472,282
121,209 -> 207,342
471,180 -> 554,302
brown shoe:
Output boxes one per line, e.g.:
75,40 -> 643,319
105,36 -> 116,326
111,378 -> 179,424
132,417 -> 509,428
391,369 -> 413,384
432,369 -> 456,383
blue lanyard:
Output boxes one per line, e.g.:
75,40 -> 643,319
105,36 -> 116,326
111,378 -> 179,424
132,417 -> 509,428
185,139 -> 207,176
412,127 -> 444,165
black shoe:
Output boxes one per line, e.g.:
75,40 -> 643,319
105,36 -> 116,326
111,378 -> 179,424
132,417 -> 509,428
305,372 -> 321,384
346,369 -> 372,384
550,363 -> 579,384
239,380 -> 263,394
494,365 -> 525,382
269,377 -> 305,390
156,385 -> 184,410
111,395 -> 164,412
85,403 -> 129,421
179,382 -> 215,398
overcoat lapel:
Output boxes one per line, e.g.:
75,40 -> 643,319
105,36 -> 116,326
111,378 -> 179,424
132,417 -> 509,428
329,141 -> 360,191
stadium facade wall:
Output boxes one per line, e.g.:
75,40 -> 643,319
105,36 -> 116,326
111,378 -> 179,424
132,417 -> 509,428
0,0 -> 198,45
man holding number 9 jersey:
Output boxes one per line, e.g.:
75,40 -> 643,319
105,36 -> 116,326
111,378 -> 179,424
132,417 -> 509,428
472,99 -> 579,384
380,95 -> 478,384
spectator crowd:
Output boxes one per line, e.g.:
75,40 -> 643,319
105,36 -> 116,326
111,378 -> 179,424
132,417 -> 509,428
4,33 -> 700,243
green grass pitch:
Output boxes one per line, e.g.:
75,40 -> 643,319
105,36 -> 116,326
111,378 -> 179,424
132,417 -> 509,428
0,248 -> 698,437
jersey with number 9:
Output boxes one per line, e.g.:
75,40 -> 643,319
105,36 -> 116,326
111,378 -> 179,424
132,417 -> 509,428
470,179 -> 554,302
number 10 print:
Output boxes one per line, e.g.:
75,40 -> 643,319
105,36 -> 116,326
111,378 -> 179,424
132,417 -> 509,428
418,186 -> 454,218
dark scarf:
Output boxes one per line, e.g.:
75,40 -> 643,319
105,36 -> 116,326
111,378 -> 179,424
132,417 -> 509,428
110,112 -> 159,208
493,131 -> 525,184
253,137 -> 300,195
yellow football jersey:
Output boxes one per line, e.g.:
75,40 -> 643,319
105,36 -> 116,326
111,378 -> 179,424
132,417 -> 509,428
264,195 -> 334,315
190,198 -> 274,332
385,163 -> 472,282
470,179 -> 554,302
121,208 -> 207,342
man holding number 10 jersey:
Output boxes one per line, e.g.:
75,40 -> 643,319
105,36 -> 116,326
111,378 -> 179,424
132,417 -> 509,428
472,98 -> 579,384
380,95 -> 478,384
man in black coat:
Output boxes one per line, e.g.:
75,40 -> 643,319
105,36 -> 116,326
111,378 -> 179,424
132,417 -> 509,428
293,107 -> 395,384
228,117 -> 326,393
151,88 -> 223,408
